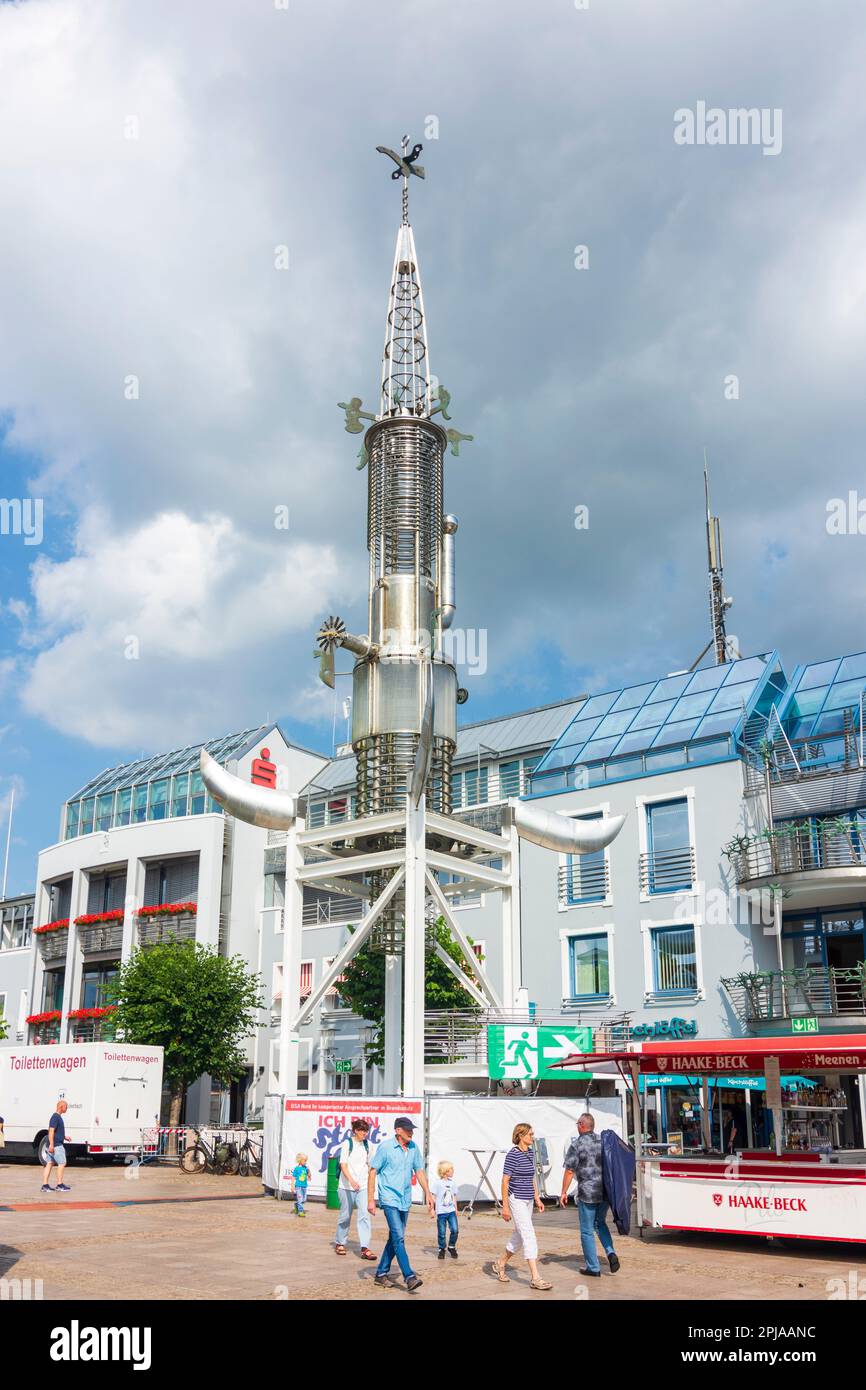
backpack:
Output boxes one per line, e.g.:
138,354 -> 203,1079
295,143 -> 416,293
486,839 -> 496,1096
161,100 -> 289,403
347,1136 -> 369,1155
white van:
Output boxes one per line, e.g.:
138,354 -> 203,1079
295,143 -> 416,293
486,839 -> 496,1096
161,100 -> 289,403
0,1043 -> 164,1163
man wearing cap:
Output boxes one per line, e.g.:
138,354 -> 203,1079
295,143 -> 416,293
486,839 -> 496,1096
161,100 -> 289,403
367,1115 -> 434,1292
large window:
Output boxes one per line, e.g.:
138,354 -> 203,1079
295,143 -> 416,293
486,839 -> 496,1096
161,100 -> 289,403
651,925 -> 697,995
562,813 -> 607,905
0,899 -> 33,950
81,964 -> 119,1010
143,855 -> 199,905
87,871 -> 127,915
645,798 -> 693,893
42,968 -> 65,1012
569,933 -> 610,1001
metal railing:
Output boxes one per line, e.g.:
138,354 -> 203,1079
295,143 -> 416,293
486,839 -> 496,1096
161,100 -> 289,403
721,965 -> 866,1023
138,913 -> 197,947
558,860 -> 609,906
639,846 -> 696,895
424,1008 -> 634,1068
302,896 -> 365,927
743,727 -> 865,792
733,819 -> 866,882
69,1018 -> 117,1043
37,929 -> 69,962
79,924 -> 123,955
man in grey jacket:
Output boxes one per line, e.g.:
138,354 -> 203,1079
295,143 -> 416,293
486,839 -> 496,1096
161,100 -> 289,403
560,1113 -> 620,1277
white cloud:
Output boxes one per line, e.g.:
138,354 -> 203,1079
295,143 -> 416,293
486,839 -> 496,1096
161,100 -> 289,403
20,508 -> 349,746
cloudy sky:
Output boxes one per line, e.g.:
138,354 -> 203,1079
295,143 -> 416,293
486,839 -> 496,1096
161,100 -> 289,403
1,0 -> 865,891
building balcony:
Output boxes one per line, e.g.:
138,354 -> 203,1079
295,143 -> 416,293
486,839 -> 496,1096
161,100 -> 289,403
721,966 -> 866,1030
68,1010 -> 118,1042
79,922 -> 124,955
36,924 -> 69,962
27,1012 -> 62,1044
638,846 -> 696,895
137,909 -> 197,947
558,861 -> 609,907
730,819 -> 866,888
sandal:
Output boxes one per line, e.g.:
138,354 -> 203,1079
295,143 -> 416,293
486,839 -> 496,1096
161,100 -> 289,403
360,1248 -> 376,1261
491,1260 -> 509,1283
530,1279 -> 553,1291
335,1245 -> 347,1255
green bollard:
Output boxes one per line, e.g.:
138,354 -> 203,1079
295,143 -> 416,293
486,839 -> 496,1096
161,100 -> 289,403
326,1155 -> 341,1210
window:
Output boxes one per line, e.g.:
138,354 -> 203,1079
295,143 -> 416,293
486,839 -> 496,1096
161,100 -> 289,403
300,961 -> 313,999
114,787 -> 132,827
499,760 -> 521,798
171,773 -> 189,818
464,766 -> 489,807
80,964 -> 119,1009
80,797 -> 95,834
0,900 -> 33,950
132,785 -> 148,823
95,792 -> 114,832
42,968 -> 65,1012
49,879 -> 72,921
323,957 -> 346,1008
189,771 -> 206,816
86,871 -> 127,915
149,779 -> 169,821
143,855 -> 199,905
64,802 -> 80,840
0,993 -> 6,1022
569,933 -> 610,1000
651,925 -> 697,995
562,813 -> 607,905
645,799 -> 693,893
450,772 -> 463,810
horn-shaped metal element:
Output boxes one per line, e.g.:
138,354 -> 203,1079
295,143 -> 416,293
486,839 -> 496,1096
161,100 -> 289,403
199,748 -> 297,831
409,665 -> 434,807
512,801 -> 625,855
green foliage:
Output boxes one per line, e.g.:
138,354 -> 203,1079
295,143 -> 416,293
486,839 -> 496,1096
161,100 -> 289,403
338,916 -> 481,1068
110,942 -> 263,1098
0,1011 -> 8,1042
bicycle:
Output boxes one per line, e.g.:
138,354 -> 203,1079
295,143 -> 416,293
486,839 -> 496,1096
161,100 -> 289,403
179,1128 -> 240,1176
237,1131 -> 263,1178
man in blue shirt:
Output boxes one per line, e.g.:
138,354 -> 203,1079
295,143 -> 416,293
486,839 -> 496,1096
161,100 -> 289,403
41,1099 -> 71,1193
367,1116 -> 434,1291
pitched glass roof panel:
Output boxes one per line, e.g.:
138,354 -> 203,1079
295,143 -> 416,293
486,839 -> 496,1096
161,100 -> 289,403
683,665 -> 728,692
798,659 -> 840,689
651,719 -> 700,748
708,680 -> 757,713
610,682 -> 657,712
823,678 -> 866,711
838,653 -> 866,682
593,709 -> 636,738
648,674 -> 690,702
628,700 -> 675,730
577,692 -> 619,720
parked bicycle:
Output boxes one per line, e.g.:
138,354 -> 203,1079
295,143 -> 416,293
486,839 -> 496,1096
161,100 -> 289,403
237,1131 -> 263,1178
180,1128 -> 240,1176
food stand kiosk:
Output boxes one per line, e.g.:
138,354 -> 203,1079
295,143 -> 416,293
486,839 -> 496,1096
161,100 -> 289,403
555,1033 -> 866,1244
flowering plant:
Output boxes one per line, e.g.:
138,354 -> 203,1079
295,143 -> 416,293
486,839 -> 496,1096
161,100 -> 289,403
67,1006 -> 117,1020
136,901 -> 197,918
26,1010 -> 62,1025
34,919 -> 70,935
74,909 -> 125,926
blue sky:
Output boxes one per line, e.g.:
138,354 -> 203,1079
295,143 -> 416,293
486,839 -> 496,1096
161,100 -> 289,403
2,0 -> 866,894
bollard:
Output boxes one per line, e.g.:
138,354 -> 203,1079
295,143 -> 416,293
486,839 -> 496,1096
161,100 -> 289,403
326,1156 -> 341,1210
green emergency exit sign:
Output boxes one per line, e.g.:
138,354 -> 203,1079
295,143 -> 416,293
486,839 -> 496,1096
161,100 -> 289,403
488,1024 -> 593,1080
333,1058 -> 352,1073
791,1016 -> 819,1034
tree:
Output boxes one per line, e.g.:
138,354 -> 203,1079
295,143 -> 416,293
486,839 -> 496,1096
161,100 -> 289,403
338,916 -> 482,1068
0,1012 -> 8,1042
110,942 -> 263,1124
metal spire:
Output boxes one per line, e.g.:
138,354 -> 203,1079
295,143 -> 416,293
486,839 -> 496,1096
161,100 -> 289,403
704,451 -> 734,664
376,137 -> 431,419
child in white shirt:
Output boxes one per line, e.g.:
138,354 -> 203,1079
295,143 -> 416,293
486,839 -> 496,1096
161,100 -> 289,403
431,1159 -> 459,1259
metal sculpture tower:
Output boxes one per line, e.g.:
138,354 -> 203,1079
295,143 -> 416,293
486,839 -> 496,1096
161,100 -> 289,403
201,141 -> 625,1096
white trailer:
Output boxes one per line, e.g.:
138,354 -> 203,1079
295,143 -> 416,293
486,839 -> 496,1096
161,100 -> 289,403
0,1044 -> 163,1163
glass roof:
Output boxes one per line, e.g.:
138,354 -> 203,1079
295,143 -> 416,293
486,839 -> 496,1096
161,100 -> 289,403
533,654 -> 776,776
68,726 -> 268,801
779,651 -> 866,740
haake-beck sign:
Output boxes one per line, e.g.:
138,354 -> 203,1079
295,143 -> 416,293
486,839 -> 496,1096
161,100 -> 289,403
488,1024 -> 593,1080
792,1016 -> 819,1035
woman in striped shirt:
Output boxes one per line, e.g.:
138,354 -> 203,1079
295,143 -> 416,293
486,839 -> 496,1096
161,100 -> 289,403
491,1123 -> 552,1290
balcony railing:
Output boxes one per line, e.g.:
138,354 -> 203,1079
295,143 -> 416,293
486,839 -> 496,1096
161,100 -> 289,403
79,923 -> 124,955
743,729 -> 865,792
302,896 -> 365,928
37,928 -> 69,963
558,860 -> 609,906
70,1017 -> 118,1043
639,846 -> 696,895
721,965 -> 866,1024
731,819 -> 866,883
138,912 -> 197,947
424,1009 -> 634,1068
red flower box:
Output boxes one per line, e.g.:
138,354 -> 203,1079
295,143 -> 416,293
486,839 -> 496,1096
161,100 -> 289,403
34,919 -> 70,936
66,1006 -> 118,1021
26,1010 -> 62,1025
73,909 -> 125,927
136,901 -> 197,918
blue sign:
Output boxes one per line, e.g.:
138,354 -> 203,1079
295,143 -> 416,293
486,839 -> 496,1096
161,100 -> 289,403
632,1017 -> 698,1041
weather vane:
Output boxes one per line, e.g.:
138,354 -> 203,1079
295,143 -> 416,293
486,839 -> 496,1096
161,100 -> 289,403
376,134 -> 425,225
